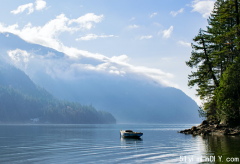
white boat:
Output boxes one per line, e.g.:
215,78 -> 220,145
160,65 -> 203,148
120,130 -> 143,138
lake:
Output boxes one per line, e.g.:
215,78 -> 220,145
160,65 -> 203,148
0,124 -> 239,164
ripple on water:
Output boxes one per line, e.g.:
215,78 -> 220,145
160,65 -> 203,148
0,124 -> 237,163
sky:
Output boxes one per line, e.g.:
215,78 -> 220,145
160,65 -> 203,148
0,0 -> 217,105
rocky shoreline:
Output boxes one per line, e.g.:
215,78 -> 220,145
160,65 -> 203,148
178,120 -> 240,136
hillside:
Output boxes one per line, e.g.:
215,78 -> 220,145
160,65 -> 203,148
34,76 -> 201,124
0,33 -> 201,124
0,61 -> 116,124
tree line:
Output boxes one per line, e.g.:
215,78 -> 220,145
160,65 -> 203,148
0,61 -> 116,124
187,0 -> 240,126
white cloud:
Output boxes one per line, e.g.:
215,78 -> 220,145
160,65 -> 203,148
161,26 -> 173,38
0,13 -> 104,51
191,0 -> 216,18
150,12 -> 157,18
7,49 -> 33,68
10,0 -> 47,15
45,51 -> 57,58
170,8 -> 184,17
0,13 -> 178,88
11,3 -> 34,15
76,34 -> 117,41
178,40 -> 191,47
109,70 -> 120,75
139,35 -> 153,40
129,17 -> 135,21
128,24 -> 139,29
68,13 -> 104,30
35,0 -> 46,10
111,55 -> 130,63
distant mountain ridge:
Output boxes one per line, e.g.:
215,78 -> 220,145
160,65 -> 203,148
35,76 -> 202,124
0,33 -> 201,124
0,60 -> 116,124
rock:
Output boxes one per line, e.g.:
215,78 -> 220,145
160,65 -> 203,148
224,129 -> 230,135
186,131 -> 193,134
184,129 -> 191,132
208,121 -> 213,125
228,131 -> 240,135
178,121 -> 240,136
202,130 -> 211,135
220,120 -> 228,127
193,131 -> 199,136
214,124 -> 220,129
191,126 -> 197,131
200,120 -> 208,126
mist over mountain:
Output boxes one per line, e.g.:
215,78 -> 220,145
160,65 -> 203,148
0,33 -> 201,124
0,60 -> 116,124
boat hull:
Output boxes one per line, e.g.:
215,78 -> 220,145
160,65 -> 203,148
120,130 -> 143,138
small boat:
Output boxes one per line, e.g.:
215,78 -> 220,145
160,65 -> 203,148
120,130 -> 143,138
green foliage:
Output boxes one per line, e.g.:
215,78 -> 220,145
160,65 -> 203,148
0,85 -> 116,124
186,29 -> 219,100
187,0 -> 240,125
0,61 -> 116,124
198,107 -> 207,119
215,56 -> 240,125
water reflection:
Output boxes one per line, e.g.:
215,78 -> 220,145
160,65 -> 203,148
0,124 -> 239,163
201,134 -> 240,164
120,138 -> 143,149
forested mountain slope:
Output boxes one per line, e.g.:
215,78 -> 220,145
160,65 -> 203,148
0,61 -> 116,124
0,33 -> 201,124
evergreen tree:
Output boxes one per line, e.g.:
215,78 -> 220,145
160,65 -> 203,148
187,0 -> 240,125
215,56 -> 240,125
186,29 -> 219,119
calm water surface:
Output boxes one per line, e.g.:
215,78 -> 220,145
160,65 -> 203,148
0,124 -> 239,164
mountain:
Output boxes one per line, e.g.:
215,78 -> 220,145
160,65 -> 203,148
0,33 -> 202,124
33,76 -> 201,124
0,60 -> 116,124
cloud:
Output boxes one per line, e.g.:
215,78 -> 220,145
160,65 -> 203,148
0,13 -> 178,88
111,55 -> 130,63
68,13 -> 104,24
129,17 -> 135,21
178,40 -> 191,47
7,49 -> 33,68
139,35 -> 153,40
128,24 -> 139,29
11,0 -> 47,15
150,12 -> 157,18
11,3 -> 34,15
170,8 -> 184,17
191,0 -> 216,18
76,34 -> 118,41
35,0 -> 47,10
68,13 -> 104,29
160,26 -> 173,38
0,13 -> 104,50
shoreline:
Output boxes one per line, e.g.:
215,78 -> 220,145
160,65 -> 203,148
178,120 -> 240,136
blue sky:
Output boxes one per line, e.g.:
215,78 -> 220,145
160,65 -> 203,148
0,0 -> 217,105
